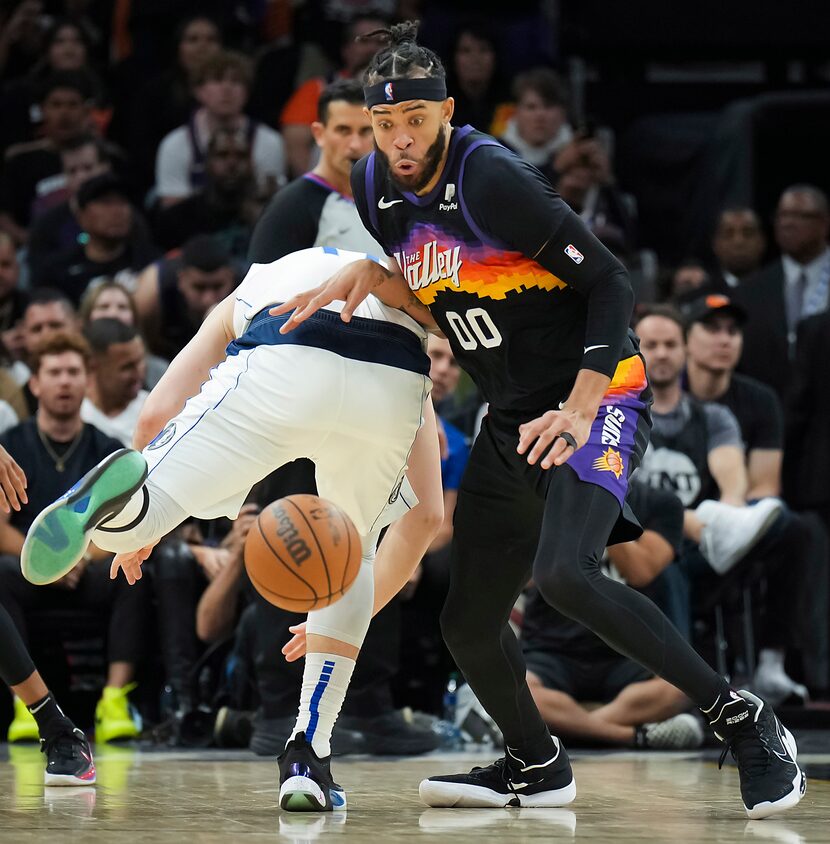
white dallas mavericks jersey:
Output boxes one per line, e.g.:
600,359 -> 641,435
232,247 -> 426,341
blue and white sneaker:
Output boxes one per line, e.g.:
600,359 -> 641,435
21,449 -> 147,585
278,732 -> 347,812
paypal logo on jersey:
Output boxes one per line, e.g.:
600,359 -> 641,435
439,183 -> 458,211
395,241 -> 463,291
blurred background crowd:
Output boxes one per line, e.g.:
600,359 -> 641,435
0,0 -> 828,755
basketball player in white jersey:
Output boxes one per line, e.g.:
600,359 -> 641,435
20,245 -> 443,811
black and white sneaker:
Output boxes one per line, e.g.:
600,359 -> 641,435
709,690 -> 805,819
278,732 -> 347,812
419,738 -> 576,808
42,728 -> 96,786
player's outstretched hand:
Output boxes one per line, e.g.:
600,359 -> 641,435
110,542 -> 158,585
270,259 -> 386,333
0,445 -> 27,513
517,408 -> 592,470
281,622 -> 307,662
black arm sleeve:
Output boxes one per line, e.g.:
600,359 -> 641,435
465,148 -> 634,378
247,179 -> 323,263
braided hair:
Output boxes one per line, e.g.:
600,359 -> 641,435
362,21 -> 445,84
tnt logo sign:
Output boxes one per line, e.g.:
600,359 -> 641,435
384,82 -> 394,101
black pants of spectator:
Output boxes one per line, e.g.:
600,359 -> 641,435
249,459 -> 402,719
679,506 -> 820,673
394,542 -> 455,715
146,538 -> 208,709
793,510 -> 829,691
0,554 -> 149,668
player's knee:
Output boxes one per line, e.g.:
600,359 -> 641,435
533,554 -> 592,619
439,602 -> 475,655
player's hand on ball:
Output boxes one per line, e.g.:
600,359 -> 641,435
271,259 -> 386,333
282,622 -> 307,662
110,542 -> 157,584
517,408 -> 592,470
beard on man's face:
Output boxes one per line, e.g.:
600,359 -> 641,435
376,125 -> 447,192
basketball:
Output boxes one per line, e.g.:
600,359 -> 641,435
244,494 -> 361,612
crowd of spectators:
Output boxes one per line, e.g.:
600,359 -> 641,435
0,2 -> 828,752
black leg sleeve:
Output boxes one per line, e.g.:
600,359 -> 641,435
532,466 -> 726,709
0,597 -> 35,687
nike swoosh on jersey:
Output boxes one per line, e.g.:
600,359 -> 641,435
583,344 -> 610,354
378,196 -> 403,209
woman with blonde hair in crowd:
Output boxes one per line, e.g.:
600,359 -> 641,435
79,280 -> 168,389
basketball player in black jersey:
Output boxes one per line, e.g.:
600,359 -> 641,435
275,23 -> 804,819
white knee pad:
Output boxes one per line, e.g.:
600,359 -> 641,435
92,481 -> 188,554
306,550 -> 375,649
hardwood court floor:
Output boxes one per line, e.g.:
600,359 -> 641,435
1,745 -> 828,843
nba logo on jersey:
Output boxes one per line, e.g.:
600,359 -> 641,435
564,244 -> 585,264
384,82 -> 394,101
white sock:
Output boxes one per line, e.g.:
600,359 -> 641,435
291,652 -> 356,758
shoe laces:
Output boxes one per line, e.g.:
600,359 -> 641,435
470,757 -> 521,797
718,724 -> 771,778
41,729 -> 84,760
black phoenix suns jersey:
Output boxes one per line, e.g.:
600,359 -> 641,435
352,126 -> 640,418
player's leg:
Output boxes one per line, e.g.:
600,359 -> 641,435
420,418 -> 576,808
0,600 -> 94,784
278,364 -> 437,812
22,345 -> 325,580
534,465 -> 805,818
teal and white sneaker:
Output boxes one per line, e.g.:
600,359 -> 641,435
21,449 -> 148,585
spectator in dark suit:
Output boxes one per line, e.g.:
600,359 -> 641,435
735,185 -> 830,401
711,208 -> 766,291
786,309 -> 830,535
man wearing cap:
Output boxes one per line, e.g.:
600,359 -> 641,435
684,293 -> 822,702
31,173 -> 158,305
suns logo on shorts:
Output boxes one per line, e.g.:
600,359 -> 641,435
593,446 -> 625,480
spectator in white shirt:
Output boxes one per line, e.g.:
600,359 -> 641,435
155,50 -> 286,208
80,318 -> 147,446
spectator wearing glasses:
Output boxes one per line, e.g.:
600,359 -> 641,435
736,185 -> 830,401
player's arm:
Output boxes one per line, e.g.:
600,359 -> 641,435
469,150 -> 632,467
133,295 -> 236,450
270,256 -> 438,332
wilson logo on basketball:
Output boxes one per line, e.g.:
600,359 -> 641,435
273,505 -> 312,565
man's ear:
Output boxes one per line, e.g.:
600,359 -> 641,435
311,121 -> 326,148
442,96 -> 455,126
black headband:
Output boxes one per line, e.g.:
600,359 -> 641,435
364,77 -> 447,108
